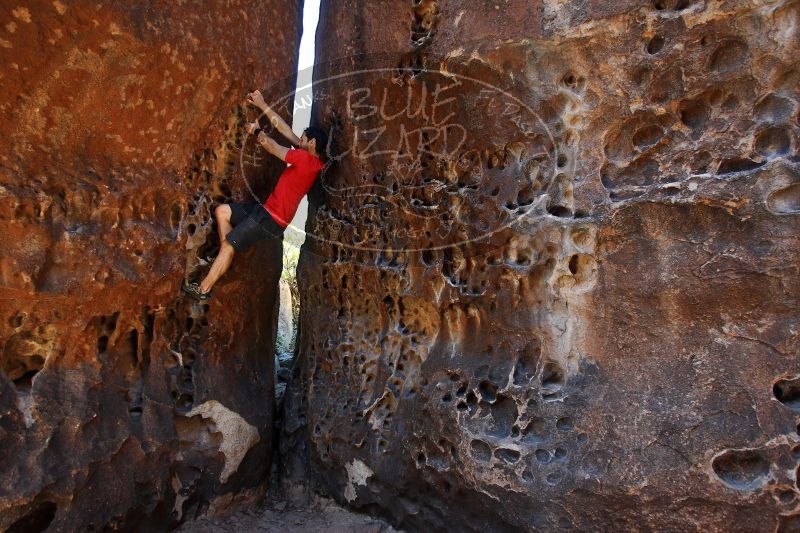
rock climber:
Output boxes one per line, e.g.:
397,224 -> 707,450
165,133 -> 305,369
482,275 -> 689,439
181,89 -> 327,301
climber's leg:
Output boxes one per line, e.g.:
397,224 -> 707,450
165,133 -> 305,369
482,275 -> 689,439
199,240 -> 235,293
182,203 -> 264,300
198,203 -> 255,293
215,204 -> 234,244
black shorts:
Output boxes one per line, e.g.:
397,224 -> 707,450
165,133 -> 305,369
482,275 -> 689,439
225,203 -> 285,252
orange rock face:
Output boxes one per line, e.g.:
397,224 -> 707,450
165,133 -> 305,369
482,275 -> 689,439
0,1 -> 300,529
284,0 -> 800,530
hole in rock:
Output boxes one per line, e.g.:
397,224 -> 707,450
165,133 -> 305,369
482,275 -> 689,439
571,230 -> 589,249
128,404 -> 143,419
13,369 -> 39,391
170,203 -> 183,230
777,490 -> 796,504
773,376 -> 800,411
679,99 -> 709,132
489,360 -> 512,387
547,204 -> 572,218
2,328 -> 48,385
755,127 -> 791,158
566,254 -> 598,285
513,340 -> 541,385
488,395 -> 518,437
516,185 -> 535,206
9,313 -> 25,328
175,393 -> 194,413
754,94 -> 794,123
646,35 -> 665,54
709,40 -> 748,73
546,471 -> 562,485
126,329 -> 139,364
556,417 -> 574,431
568,255 -> 579,275
541,361 -> 565,395
106,312 -> 120,333
494,448 -> 521,464
716,158 -> 764,175
632,124 -> 664,149
7,501 -> 57,533
712,449 -> 770,490
97,335 -> 109,354
522,418 -> 548,444
466,391 -> 478,406
478,381 -> 497,403
12,367 -> 39,423
469,439 -> 492,463
535,449 -> 551,463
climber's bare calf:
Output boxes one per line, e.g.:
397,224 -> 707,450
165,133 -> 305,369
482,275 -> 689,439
199,205 -> 235,294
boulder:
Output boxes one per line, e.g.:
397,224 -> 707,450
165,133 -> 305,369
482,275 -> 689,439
0,1 -> 301,529
284,0 -> 800,530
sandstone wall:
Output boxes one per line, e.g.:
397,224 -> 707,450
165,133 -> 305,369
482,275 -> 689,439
0,1 -> 301,530
285,0 -> 800,530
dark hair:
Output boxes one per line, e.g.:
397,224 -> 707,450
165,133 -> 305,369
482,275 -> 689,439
303,126 -> 328,158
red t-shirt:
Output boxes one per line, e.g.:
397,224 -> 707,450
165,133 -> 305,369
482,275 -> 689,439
263,148 -> 324,228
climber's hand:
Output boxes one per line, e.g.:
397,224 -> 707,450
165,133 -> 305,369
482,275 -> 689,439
246,90 -> 267,110
257,131 -> 270,147
245,122 -> 258,135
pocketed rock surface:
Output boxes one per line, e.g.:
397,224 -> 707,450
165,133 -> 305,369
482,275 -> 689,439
283,0 -> 800,531
0,1 -> 301,530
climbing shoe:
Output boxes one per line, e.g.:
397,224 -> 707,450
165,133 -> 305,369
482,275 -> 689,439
181,281 -> 213,301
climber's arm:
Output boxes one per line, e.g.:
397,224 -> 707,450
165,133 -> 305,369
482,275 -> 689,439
246,90 -> 302,147
257,132 -> 289,162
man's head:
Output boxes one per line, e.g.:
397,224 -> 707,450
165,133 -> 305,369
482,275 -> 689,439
299,126 -> 328,158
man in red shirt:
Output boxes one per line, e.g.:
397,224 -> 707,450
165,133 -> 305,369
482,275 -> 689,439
182,90 -> 326,301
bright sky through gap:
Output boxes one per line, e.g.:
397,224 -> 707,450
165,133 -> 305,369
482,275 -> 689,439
287,0 -> 321,242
